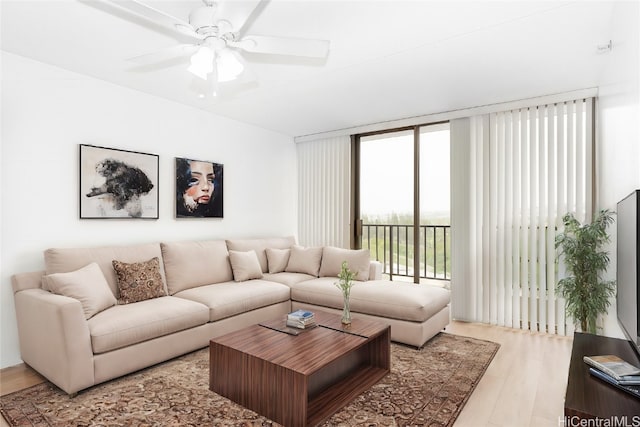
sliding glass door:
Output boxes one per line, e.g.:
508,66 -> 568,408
354,122 -> 450,283
358,129 -> 414,279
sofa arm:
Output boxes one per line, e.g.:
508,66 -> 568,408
369,261 -> 383,280
11,270 -> 45,292
13,288 -> 94,394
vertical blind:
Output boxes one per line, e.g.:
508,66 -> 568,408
296,136 -> 351,247
455,98 -> 594,335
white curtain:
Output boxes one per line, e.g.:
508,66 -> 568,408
451,98 -> 594,335
296,136 -> 351,247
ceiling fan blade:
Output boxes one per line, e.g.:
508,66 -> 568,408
107,0 -> 201,40
217,0 -> 264,34
231,35 -> 329,58
126,44 -> 199,64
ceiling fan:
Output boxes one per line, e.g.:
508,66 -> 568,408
103,0 -> 330,95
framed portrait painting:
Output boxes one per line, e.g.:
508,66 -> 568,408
79,144 -> 159,219
175,157 -> 223,218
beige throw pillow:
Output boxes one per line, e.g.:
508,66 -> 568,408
285,246 -> 323,277
266,248 -> 291,273
226,236 -> 296,273
319,246 -> 371,281
228,250 -> 264,282
112,257 -> 166,304
43,262 -> 116,319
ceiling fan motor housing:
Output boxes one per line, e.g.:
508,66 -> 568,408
189,6 -> 218,36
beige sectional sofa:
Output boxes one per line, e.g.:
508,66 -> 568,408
11,236 -> 450,395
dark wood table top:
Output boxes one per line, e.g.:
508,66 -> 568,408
211,311 -> 389,375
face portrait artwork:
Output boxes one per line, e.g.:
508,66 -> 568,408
176,157 -> 223,218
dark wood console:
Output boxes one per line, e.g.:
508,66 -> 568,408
565,332 -> 640,418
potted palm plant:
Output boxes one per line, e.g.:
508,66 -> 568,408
555,209 -> 616,334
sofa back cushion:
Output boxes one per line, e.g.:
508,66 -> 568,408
319,246 -> 372,281
225,236 -> 296,273
44,243 -> 166,298
161,240 -> 233,294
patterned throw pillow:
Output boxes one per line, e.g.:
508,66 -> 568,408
112,257 -> 166,304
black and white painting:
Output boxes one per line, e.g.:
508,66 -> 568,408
80,144 -> 159,219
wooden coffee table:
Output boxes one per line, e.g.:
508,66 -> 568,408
209,311 -> 390,427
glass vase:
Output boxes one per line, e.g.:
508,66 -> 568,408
341,293 -> 351,325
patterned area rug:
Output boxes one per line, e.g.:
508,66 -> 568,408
1,333 -> 499,427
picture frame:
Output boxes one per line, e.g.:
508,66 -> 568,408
79,144 -> 159,219
175,157 -> 224,218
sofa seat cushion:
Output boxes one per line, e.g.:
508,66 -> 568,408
262,272 -> 315,287
174,280 -> 291,322
88,296 -> 209,354
290,278 -> 451,323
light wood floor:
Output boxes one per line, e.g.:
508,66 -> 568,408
0,321 -> 573,427
445,321 -> 573,427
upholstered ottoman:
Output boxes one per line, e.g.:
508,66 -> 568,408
288,278 -> 451,348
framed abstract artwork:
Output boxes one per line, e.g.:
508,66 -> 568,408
79,144 -> 159,219
175,157 -> 223,218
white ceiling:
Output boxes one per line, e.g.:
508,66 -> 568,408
1,0 -> 619,137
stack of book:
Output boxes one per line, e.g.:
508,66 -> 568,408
584,354 -> 640,399
286,309 -> 316,329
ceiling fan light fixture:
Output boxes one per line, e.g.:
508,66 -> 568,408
187,45 -> 215,80
108,0 -> 330,96
216,49 -> 244,82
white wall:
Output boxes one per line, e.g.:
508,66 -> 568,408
596,1 -> 640,338
0,52 -> 297,368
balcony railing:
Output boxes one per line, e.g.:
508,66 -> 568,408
361,224 -> 450,281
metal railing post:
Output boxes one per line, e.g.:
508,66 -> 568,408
389,225 -> 393,281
